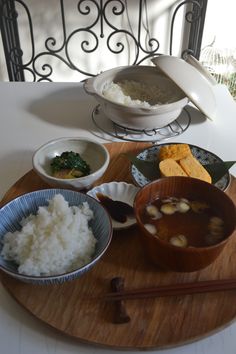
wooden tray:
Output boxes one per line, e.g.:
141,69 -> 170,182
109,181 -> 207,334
1,142 -> 236,350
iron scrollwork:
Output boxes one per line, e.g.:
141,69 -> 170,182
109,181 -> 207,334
0,0 -> 207,81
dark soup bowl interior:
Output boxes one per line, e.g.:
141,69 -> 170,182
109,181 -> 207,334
134,176 -> 236,272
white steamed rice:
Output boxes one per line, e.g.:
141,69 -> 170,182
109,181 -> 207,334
1,194 -> 97,276
102,80 -> 176,108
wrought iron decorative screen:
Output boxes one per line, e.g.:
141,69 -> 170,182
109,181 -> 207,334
0,0 -> 207,81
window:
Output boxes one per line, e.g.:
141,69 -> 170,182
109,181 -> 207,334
199,0 -> 236,99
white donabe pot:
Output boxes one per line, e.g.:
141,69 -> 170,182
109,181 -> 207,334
84,65 -> 189,130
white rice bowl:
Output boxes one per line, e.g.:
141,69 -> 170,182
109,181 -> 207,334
0,189 -> 112,284
1,194 -> 97,276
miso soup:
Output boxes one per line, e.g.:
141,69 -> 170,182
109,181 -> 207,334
141,197 -> 226,248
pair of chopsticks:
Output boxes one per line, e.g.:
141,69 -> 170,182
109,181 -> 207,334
104,278 -> 236,301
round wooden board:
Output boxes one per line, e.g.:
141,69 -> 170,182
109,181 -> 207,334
1,141 -> 236,350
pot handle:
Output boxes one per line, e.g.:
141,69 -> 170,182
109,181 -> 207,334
83,77 -> 96,95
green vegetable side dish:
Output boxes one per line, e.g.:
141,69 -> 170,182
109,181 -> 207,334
51,151 -> 91,179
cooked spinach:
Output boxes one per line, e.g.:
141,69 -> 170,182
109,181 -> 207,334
51,151 -> 91,177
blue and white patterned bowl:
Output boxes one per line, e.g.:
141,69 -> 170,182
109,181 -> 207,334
0,189 -> 113,285
131,143 -> 230,191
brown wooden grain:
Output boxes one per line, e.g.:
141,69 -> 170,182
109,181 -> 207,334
1,141 -> 236,350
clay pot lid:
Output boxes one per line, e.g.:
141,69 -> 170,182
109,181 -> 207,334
152,54 -> 217,120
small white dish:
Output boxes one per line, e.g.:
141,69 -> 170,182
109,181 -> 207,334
152,55 -> 217,120
87,182 -> 140,230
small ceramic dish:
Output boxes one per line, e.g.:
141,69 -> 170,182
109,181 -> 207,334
131,143 -> 230,191
32,137 -> 110,190
87,182 -> 140,230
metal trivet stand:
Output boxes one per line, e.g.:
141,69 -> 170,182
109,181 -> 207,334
92,105 -> 191,144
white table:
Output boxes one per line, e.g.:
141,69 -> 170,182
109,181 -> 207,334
0,82 -> 236,354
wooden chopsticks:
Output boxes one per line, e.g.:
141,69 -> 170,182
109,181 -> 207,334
104,278 -> 236,301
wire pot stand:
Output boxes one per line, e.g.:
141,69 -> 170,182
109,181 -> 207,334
92,105 -> 191,144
